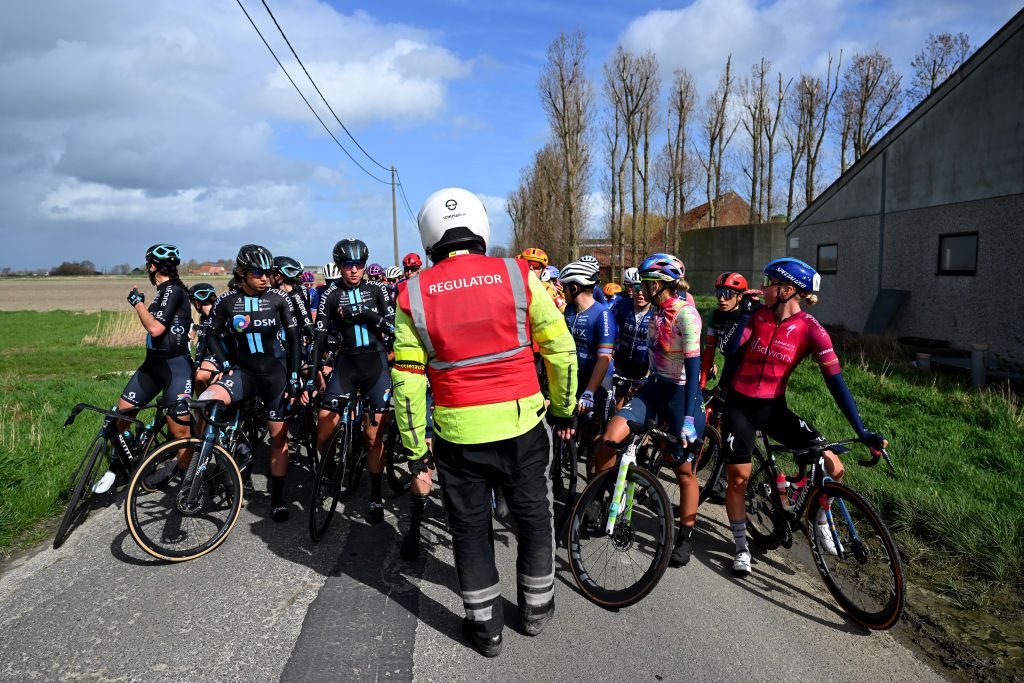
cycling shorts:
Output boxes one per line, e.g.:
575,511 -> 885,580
121,353 -> 194,417
721,393 -> 824,465
612,357 -> 648,381
214,361 -> 288,422
617,375 -> 705,464
321,352 -> 390,414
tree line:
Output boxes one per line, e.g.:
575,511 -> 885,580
506,31 -> 972,278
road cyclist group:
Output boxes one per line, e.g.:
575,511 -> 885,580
56,186 -> 906,658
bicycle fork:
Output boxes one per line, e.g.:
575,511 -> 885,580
605,444 -> 638,535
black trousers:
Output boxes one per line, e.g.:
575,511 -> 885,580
433,420 -> 554,637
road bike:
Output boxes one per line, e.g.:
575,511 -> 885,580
54,402 -> 173,549
123,397 -> 264,562
566,419 -> 688,608
745,434 -> 905,630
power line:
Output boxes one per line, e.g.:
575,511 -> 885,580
233,0 -> 389,184
394,171 -> 417,224
260,0 -> 392,173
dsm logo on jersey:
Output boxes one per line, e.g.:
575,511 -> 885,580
232,314 -> 251,331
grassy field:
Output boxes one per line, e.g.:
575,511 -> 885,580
0,275 -> 233,312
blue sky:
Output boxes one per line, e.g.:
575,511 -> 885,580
0,0 -> 1017,270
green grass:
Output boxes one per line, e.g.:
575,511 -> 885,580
0,311 -> 144,551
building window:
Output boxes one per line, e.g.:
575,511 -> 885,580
817,243 -> 838,274
937,232 -> 978,275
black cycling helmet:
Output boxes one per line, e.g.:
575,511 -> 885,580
236,244 -> 273,272
145,243 -> 181,267
273,256 -> 303,281
333,238 -> 369,265
188,282 -> 217,302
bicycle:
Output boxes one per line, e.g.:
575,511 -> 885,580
123,398 -> 253,562
54,402 -> 173,549
308,391 -> 382,541
549,433 -> 579,542
566,419 -> 684,608
744,434 -> 905,630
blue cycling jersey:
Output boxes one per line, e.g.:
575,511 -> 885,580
611,297 -> 652,371
564,300 -> 616,392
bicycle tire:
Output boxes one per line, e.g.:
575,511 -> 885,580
694,425 -> 724,505
382,419 -> 410,495
125,437 -> 243,562
309,423 -> 348,542
567,464 -> 674,608
806,481 -> 906,630
53,436 -> 107,549
550,436 -> 579,542
745,451 -> 784,550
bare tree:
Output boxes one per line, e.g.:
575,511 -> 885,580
539,31 -> 594,262
910,32 -> 972,103
762,71 -> 790,221
636,52 -> 661,256
783,84 -> 809,221
796,52 -> 841,207
741,58 -> 770,223
840,51 -> 904,160
666,68 -> 696,251
700,55 -> 736,227
653,143 -> 674,250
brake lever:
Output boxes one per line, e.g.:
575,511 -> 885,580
857,448 -> 882,468
881,449 -> 897,478
64,403 -> 86,428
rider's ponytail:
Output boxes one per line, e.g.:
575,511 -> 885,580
800,291 -> 819,306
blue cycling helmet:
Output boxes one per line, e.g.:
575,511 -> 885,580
639,253 -> 685,282
763,257 -> 820,292
542,265 -> 561,283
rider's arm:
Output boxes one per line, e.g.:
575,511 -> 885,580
279,293 -> 300,379
528,276 -> 577,418
700,325 -> 718,389
721,306 -> 758,356
679,305 -> 704,423
585,307 -> 616,394
391,306 -> 429,458
809,318 -> 868,437
207,295 -> 230,368
133,287 -> 176,337
308,287 -> 336,380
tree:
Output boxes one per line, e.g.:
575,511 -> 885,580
50,261 -> 97,276
910,32 -> 972,103
796,52 -> 841,207
539,31 -> 594,263
666,68 -> 697,252
699,55 -> 736,227
783,82 -> 809,221
761,70 -> 790,222
840,51 -> 904,160
741,58 -> 770,223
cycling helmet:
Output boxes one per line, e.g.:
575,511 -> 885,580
579,255 -> 599,266
367,263 -> 385,278
715,271 -> 748,291
417,188 -> 489,256
333,238 -> 369,265
402,253 -> 423,269
639,253 -> 685,282
273,256 -> 303,281
520,247 -> 549,267
300,270 -> 315,283
622,267 -> 641,286
763,257 -> 819,292
321,262 -> 342,280
559,260 -> 598,287
384,266 -> 402,281
188,282 -> 217,302
236,244 -> 273,272
603,283 -> 623,297
145,243 -> 181,267
541,265 -> 561,283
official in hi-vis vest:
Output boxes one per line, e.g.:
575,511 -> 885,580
391,188 -> 578,657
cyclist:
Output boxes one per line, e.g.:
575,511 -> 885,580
561,259 -> 616,448
188,282 -> 220,395
391,187 -> 577,654
271,256 -> 315,361
720,257 -> 886,577
540,265 -> 565,312
305,238 -> 395,524
700,272 -> 757,391
609,267 -> 651,408
367,263 -> 385,283
93,244 -> 195,494
595,253 -> 704,568
602,282 -> 624,305
402,252 -> 423,280
519,247 -> 548,279
185,244 -> 301,522
310,262 -> 342,319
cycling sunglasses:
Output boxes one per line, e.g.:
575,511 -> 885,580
276,265 -> 303,279
341,260 -> 366,269
248,268 -> 269,278
762,276 -> 784,288
628,283 -> 643,293
715,287 -> 740,300
192,290 -> 216,302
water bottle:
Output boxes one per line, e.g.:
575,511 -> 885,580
788,475 -> 807,507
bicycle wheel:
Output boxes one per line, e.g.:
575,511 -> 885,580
806,482 -> 906,630
549,436 -> 579,540
125,437 -> 243,562
309,424 -> 348,541
745,451 -> 785,550
694,425 -> 724,504
382,419 -> 411,495
53,436 -> 108,549
567,464 -> 674,608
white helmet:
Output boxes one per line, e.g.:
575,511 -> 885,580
559,260 -> 598,287
579,255 -> 599,266
321,262 -> 341,280
384,266 -> 402,280
623,267 -> 640,286
417,187 -> 490,257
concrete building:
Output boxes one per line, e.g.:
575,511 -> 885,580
785,9 -> 1024,363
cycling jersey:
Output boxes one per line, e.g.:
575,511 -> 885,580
611,297 -> 652,377
700,307 -> 744,389
647,296 -> 701,386
208,288 -> 299,375
729,307 -> 840,399
145,281 -> 191,358
313,281 -> 394,356
564,300 -> 616,392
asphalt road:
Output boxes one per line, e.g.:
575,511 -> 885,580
0,449 -> 944,682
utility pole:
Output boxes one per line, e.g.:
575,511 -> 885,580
391,166 -> 399,266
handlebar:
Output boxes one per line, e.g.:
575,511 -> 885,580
183,398 -> 231,427
64,403 -> 151,430
784,437 -> 895,482
604,419 -> 703,451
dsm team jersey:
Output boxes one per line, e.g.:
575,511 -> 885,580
564,300 -> 616,389
146,281 -> 192,358
315,281 -> 395,355
209,288 -> 299,372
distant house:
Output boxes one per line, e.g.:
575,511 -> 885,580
190,264 -> 226,275
785,8 -> 1024,362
